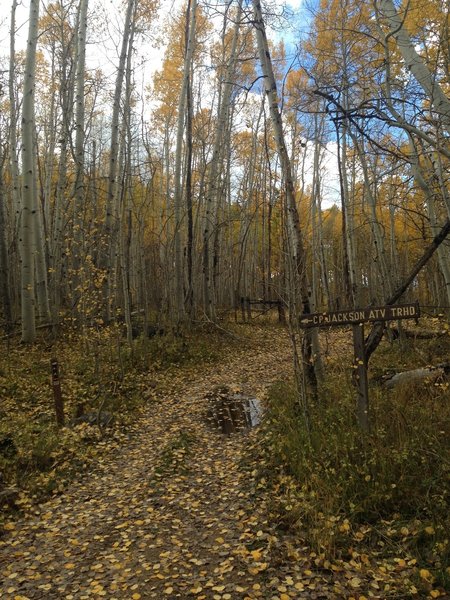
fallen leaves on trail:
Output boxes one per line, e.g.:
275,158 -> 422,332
0,326 -> 446,598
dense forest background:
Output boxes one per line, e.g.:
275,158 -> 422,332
0,0 -> 449,344
0,2 -> 449,596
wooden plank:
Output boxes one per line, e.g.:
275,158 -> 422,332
299,302 -> 420,328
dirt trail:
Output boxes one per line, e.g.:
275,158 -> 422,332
2,328 -> 326,599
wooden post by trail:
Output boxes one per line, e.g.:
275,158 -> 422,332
51,358 -> 65,427
240,297 -> 246,322
352,324 -> 369,431
277,301 -> 286,323
299,302 -> 420,430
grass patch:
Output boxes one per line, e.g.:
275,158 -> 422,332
155,429 -> 197,476
0,322 -> 233,518
261,361 -> 450,591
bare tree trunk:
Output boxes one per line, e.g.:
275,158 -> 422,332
185,27 -> 194,318
365,219 -> 450,361
351,132 -> 392,299
335,115 -> 357,306
376,0 -> 450,133
103,0 -> 135,323
0,147 -> 13,333
33,145 -> 51,324
173,0 -> 197,323
20,0 -> 40,343
9,0 -> 21,236
252,0 -> 317,392
205,1 -> 243,319
73,0 -> 89,314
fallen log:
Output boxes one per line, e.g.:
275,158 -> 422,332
383,363 -> 449,389
388,327 -> 446,340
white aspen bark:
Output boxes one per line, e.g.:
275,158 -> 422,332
252,0 -> 317,391
376,0 -> 450,133
234,98 -> 264,304
49,12 -> 78,319
428,195 -> 450,310
118,21 -> 135,345
0,146 -> 13,331
103,0 -> 135,322
350,132 -> 392,298
309,124 -> 325,380
311,112 -> 331,307
32,114 -> 51,324
252,0 -> 306,293
42,49 -> 57,236
173,0 -> 197,323
205,1 -> 243,318
340,119 -> 358,303
73,0 -> 89,287
51,138 -> 68,316
33,161 -> 51,323
20,0 -> 40,343
9,0 -> 21,231
408,138 -> 450,309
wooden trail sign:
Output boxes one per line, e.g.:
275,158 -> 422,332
299,302 -> 420,328
299,302 -> 420,431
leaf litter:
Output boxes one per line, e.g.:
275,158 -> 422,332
0,326 -> 445,598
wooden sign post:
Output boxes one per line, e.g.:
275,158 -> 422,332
299,302 -> 420,430
51,358 -> 65,427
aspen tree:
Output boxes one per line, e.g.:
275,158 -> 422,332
118,5 -> 137,345
204,1 -> 243,320
0,142 -> 13,332
103,0 -> 136,323
376,0 -> 450,134
9,0 -> 21,231
252,0 -> 317,391
173,0 -> 197,323
73,0 -> 89,312
20,0 -> 40,342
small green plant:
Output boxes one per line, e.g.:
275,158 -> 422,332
155,430 -> 197,475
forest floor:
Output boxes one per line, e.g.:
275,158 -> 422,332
0,324 -> 447,599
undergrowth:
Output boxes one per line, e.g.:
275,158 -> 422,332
0,323 -> 231,517
261,334 -> 450,594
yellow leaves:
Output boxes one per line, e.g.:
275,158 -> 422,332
349,577 -> 362,588
248,563 -> 268,575
163,586 -> 173,594
339,520 -> 350,533
132,594 -> 141,599
419,568 -> 433,582
190,584 -> 203,594
424,526 -> 435,535
250,549 -> 262,561
395,558 -> 407,569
